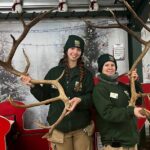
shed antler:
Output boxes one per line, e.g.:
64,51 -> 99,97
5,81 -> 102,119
9,70 -> 71,136
85,0 -> 150,115
0,8 -> 72,136
0,8 -> 55,76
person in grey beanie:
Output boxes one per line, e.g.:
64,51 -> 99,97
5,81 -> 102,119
20,35 -> 94,150
93,53 -> 145,150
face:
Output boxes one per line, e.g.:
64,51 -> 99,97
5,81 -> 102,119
102,61 -> 116,76
67,47 -> 82,62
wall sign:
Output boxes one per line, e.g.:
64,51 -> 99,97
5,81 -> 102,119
113,43 -> 125,60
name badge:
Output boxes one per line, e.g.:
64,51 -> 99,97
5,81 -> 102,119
110,92 -> 118,99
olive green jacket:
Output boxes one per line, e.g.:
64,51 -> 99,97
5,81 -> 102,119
93,73 -> 142,147
30,64 -> 94,132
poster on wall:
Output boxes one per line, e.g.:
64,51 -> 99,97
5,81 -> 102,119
113,43 -> 125,60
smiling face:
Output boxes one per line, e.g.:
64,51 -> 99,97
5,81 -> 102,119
102,61 -> 116,76
67,47 -> 82,63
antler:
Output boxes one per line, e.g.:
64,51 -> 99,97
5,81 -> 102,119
9,70 -> 70,136
9,70 -> 68,108
0,8 -> 73,136
0,8 -> 56,76
84,0 -> 150,115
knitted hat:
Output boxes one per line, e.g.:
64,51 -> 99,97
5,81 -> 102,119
97,54 -> 117,72
64,35 -> 85,55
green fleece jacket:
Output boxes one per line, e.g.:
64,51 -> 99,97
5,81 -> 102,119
93,73 -> 142,147
30,64 -> 94,132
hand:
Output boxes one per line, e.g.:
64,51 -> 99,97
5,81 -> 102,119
128,69 -> 139,81
66,97 -> 81,114
20,75 -> 33,87
134,107 -> 146,118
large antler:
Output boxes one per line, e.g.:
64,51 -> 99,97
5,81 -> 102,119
0,8 -> 72,136
9,71 -> 68,108
85,0 -> 150,115
9,70 -> 70,136
0,8 -> 56,76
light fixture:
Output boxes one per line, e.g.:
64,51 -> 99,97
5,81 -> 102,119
58,0 -> 68,12
12,0 -> 23,13
89,0 -> 99,11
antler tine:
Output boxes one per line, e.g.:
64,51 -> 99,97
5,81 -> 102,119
9,95 -> 61,108
35,102 -> 70,137
107,8 -> 147,45
44,106 -> 69,138
129,43 -> 150,74
22,48 -> 30,74
138,93 -> 150,98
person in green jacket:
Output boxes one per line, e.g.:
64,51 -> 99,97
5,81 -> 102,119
93,54 -> 146,150
21,35 -> 94,150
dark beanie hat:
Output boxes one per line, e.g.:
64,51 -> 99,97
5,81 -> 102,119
64,35 -> 85,54
97,54 -> 117,73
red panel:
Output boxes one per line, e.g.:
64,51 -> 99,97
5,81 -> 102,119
137,83 -> 150,131
0,116 -> 11,150
0,100 -> 26,133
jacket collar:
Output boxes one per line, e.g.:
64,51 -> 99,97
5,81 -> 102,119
99,73 -> 118,85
